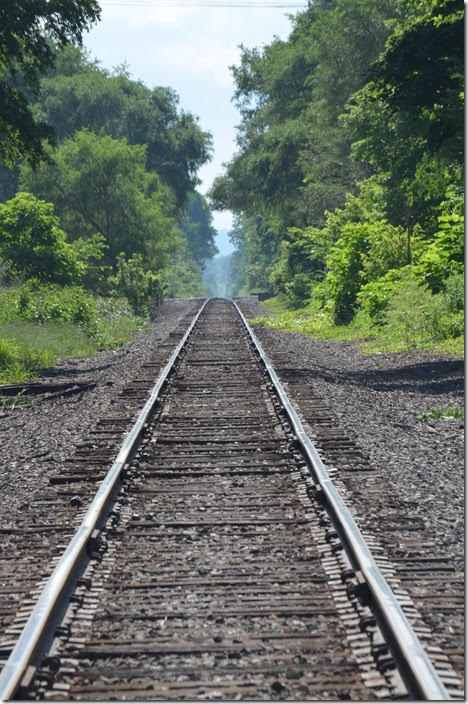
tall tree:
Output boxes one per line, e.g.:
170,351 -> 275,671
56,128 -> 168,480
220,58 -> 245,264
210,0 -> 397,294
344,0 -> 463,228
21,130 -> 177,273
178,192 -> 218,265
34,47 -> 213,207
0,0 -> 100,166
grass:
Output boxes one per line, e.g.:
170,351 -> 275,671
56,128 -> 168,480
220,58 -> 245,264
0,316 -> 147,383
0,284 -> 153,384
0,388 -> 26,410
251,294 -> 464,358
99,314 -> 150,347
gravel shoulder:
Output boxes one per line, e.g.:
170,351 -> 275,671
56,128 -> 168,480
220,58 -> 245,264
0,299 -> 201,524
237,296 -> 464,565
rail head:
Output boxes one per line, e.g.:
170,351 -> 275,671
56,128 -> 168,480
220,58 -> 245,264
233,300 -> 450,702
0,298 -> 210,702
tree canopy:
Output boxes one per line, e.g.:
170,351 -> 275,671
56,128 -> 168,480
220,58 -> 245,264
34,48 -> 212,207
209,0 -> 464,334
0,192 -> 82,283
0,38 -> 215,303
21,130 -> 177,273
0,1 -> 100,166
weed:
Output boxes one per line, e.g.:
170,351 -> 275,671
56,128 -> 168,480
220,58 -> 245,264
0,389 -> 26,410
419,406 -> 464,421
0,295 -> 148,383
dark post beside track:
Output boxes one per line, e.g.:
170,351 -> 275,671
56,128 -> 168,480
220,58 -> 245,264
0,299 -> 459,700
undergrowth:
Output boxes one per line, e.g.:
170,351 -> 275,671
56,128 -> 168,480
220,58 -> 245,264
0,283 -> 149,383
252,277 -> 464,358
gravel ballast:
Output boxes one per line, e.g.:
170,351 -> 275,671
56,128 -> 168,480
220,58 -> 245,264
0,300 -> 201,522
236,296 -> 464,565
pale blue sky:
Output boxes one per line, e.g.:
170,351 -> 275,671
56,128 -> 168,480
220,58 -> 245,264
84,0 -> 305,242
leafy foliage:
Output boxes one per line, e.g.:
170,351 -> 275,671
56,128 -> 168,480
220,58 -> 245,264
21,130 -> 177,274
179,192 -> 218,265
34,47 -> 213,208
0,1 -> 100,166
417,186 -> 464,291
108,253 -> 166,315
419,406 -> 464,421
270,228 -> 327,307
344,0 -> 463,228
210,0 -> 396,233
325,222 -> 373,323
0,192 -> 82,283
0,286 -> 147,382
0,280 -> 97,333
212,0 -> 463,353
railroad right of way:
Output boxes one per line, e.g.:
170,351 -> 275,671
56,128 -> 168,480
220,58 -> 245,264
0,298 -> 462,701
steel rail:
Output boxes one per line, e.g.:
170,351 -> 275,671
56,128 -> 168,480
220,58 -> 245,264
0,299 -> 209,702
233,300 -> 450,701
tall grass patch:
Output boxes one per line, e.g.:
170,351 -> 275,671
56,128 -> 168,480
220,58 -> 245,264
0,283 -> 150,382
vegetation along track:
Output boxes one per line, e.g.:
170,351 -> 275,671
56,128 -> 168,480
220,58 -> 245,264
0,299 -> 462,701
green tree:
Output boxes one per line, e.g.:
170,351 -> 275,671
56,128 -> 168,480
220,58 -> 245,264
0,0 -> 100,166
179,192 -> 218,265
165,244 -> 205,299
209,0 -> 397,295
33,47 -> 212,208
417,185 -> 464,292
344,0 -> 463,228
210,0 -> 396,229
108,253 -> 165,314
21,130 -> 177,273
0,192 -> 82,283
326,219 -> 408,323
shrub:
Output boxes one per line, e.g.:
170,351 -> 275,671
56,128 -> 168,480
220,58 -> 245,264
357,267 -> 410,326
0,192 -> 82,283
108,253 -> 166,315
270,229 -> 326,306
442,273 -> 464,314
383,274 -> 463,347
325,219 -> 407,324
0,281 -> 98,336
417,186 -> 464,292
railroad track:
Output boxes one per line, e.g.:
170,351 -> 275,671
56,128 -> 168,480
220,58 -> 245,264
0,299 -> 462,700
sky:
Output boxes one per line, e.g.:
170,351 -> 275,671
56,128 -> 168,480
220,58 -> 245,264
83,0 -> 305,250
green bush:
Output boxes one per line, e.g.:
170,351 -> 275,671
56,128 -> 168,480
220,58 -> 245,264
419,406 -> 464,421
0,290 -> 149,383
442,273 -> 464,314
417,186 -> 464,292
270,229 -> 326,306
108,253 -> 166,315
0,192 -> 83,284
357,267 -> 410,326
383,275 -> 464,347
325,219 -> 408,324
0,281 -> 99,336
